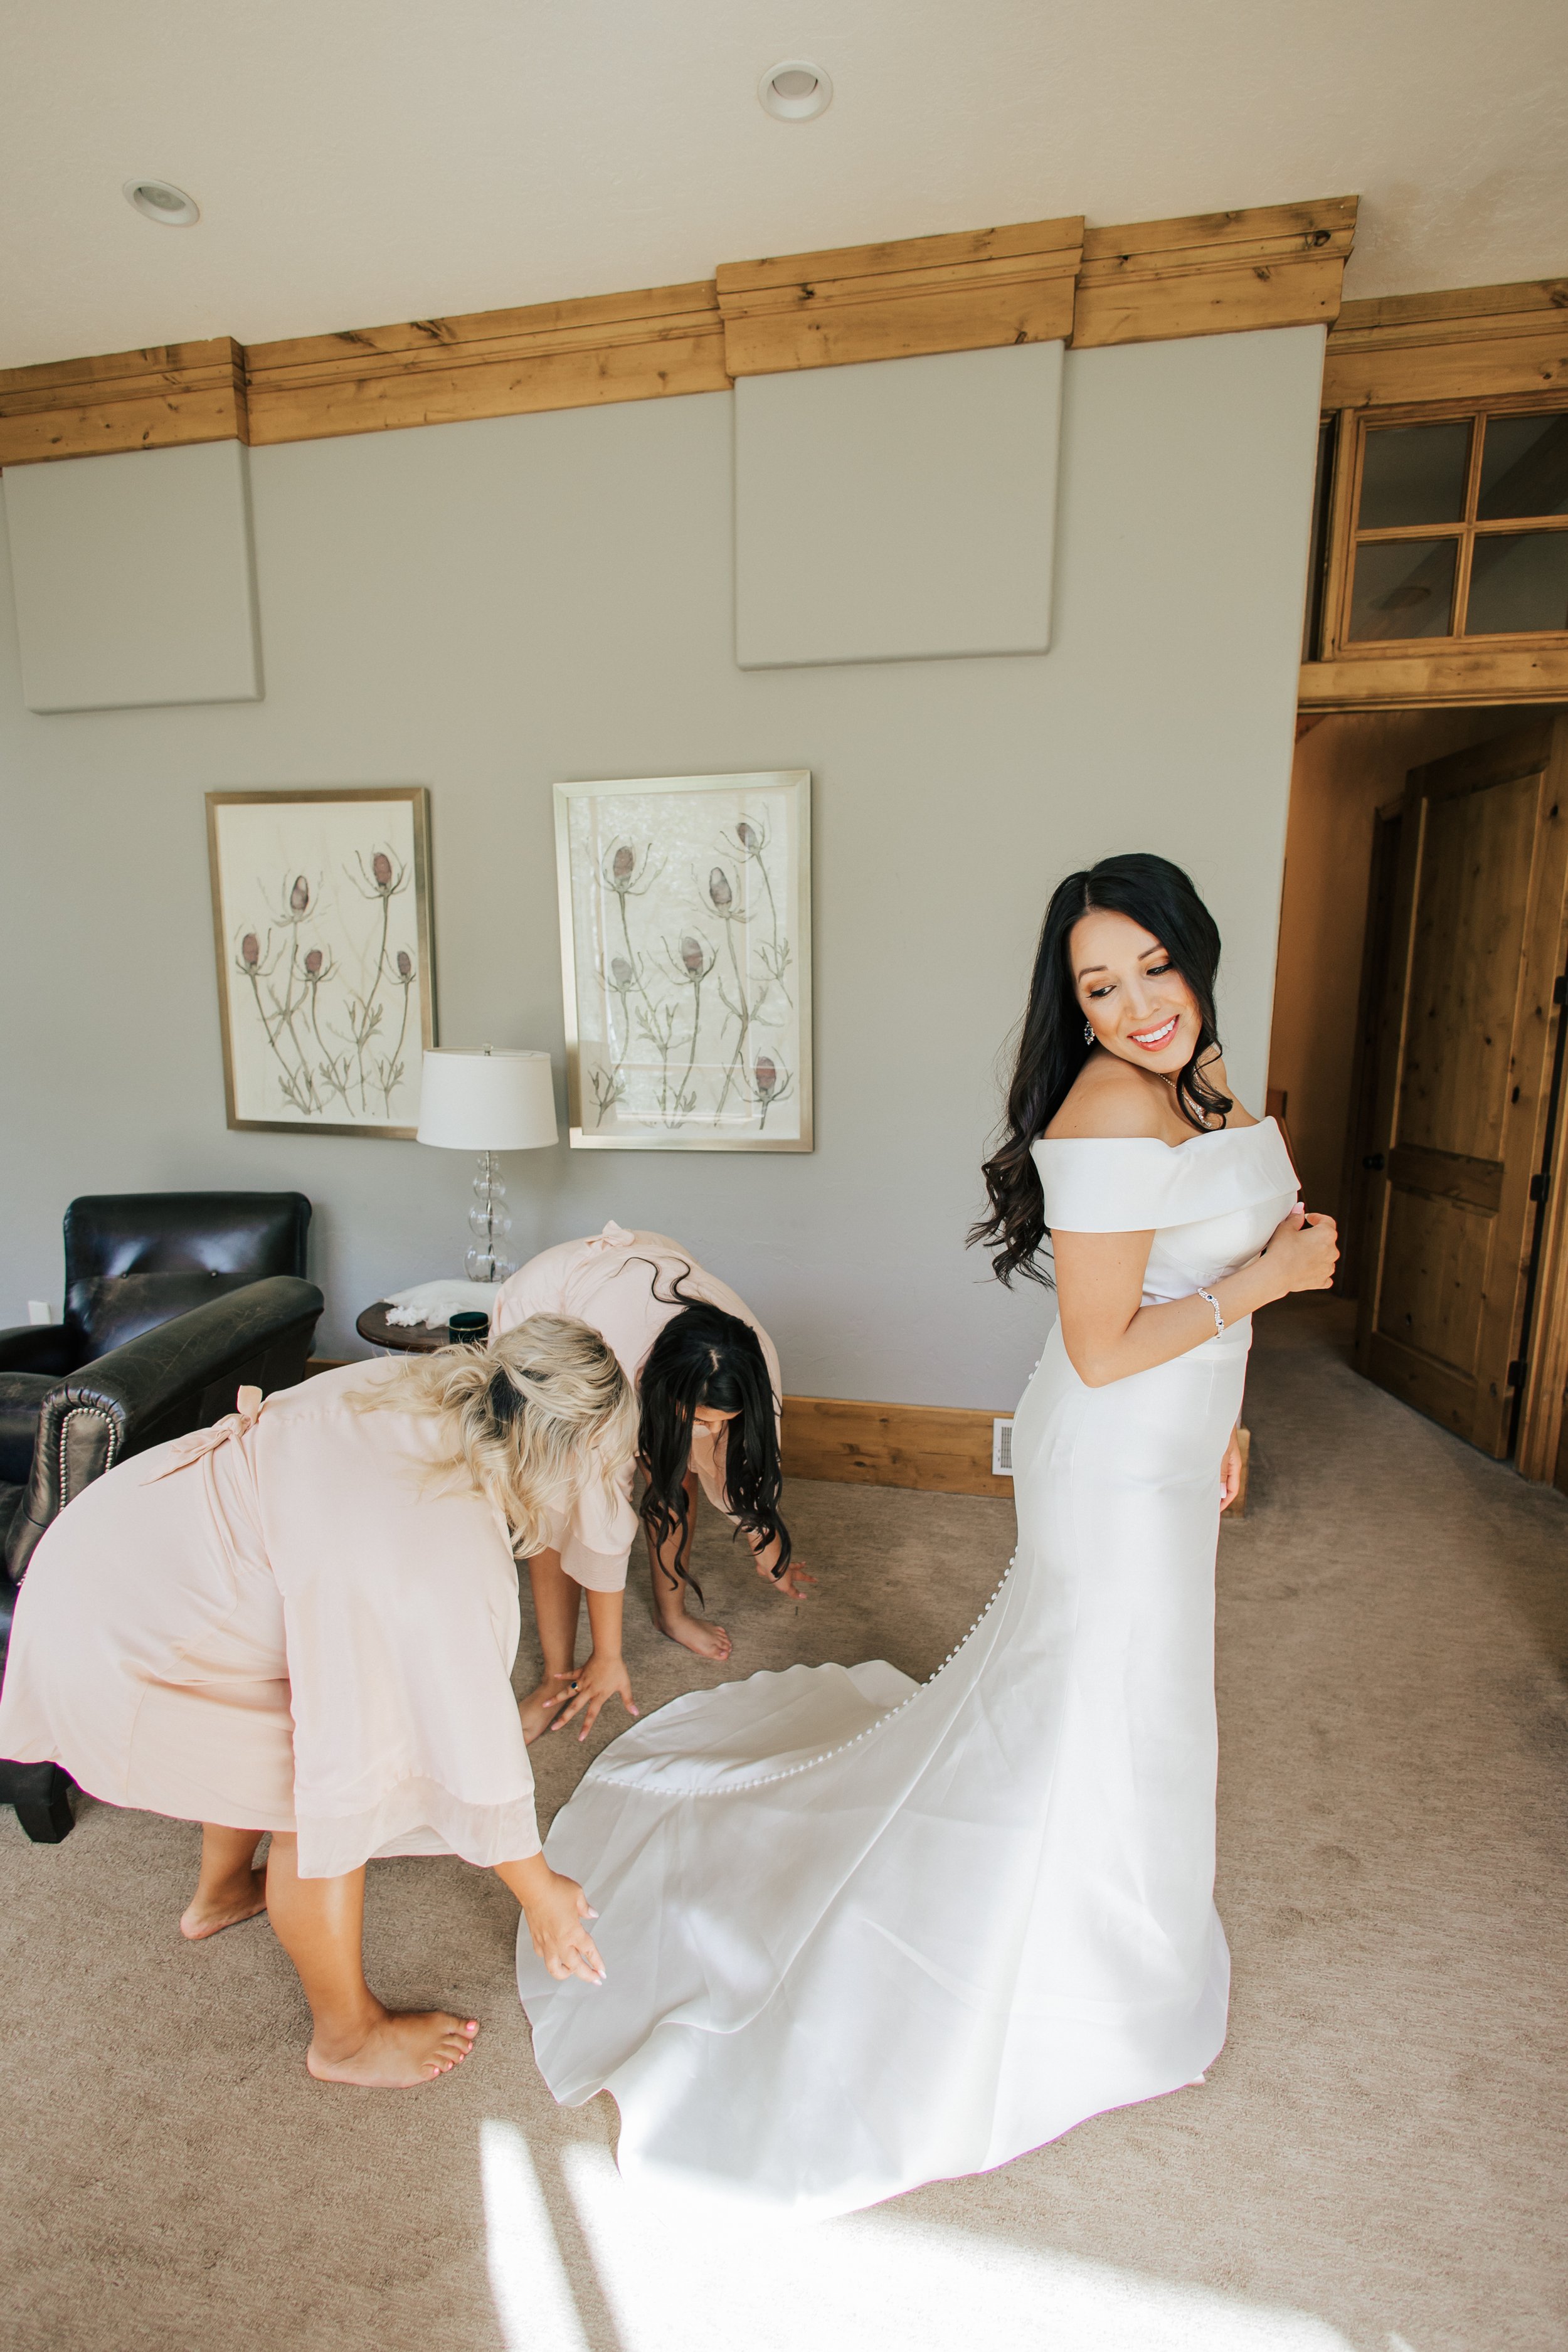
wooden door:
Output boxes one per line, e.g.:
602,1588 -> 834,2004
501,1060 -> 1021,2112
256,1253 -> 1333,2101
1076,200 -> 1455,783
1354,715 -> 1568,1456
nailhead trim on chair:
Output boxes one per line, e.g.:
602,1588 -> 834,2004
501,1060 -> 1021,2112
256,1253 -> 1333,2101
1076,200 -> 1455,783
57,1409 -> 119,1508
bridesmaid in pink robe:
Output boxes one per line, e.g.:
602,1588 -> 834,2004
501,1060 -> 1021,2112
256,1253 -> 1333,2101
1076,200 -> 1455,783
489,1223 -> 810,1743
0,1315 -> 635,2088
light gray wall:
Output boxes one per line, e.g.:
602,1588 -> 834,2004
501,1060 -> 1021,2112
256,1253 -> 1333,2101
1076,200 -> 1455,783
734,342 -> 1061,667
0,324 -> 1323,1409
3,441 -> 262,712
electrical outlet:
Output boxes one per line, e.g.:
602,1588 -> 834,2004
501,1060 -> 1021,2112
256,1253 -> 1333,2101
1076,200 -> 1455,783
992,1417 -> 1014,1477
28,1300 -> 56,1326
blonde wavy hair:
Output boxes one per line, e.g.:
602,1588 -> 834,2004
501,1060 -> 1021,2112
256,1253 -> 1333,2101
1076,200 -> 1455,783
352,1312 -> 637,1557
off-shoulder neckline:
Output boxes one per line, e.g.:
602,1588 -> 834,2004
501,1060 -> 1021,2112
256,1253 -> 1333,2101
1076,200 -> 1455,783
1035,1115 -> 1277,1157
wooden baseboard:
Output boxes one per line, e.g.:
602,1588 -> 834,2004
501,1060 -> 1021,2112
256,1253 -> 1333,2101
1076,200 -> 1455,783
781,1396 -> 1011,1498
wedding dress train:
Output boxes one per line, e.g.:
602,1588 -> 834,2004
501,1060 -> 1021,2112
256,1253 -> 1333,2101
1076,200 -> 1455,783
518,1120 -> 1298,2217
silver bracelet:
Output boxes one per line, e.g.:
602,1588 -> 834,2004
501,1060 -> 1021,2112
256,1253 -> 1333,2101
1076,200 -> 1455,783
1196,1286 -> 1225,1337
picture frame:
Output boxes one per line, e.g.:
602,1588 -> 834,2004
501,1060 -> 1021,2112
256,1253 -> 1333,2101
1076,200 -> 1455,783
205,786 -> 437,1139
554,770 -> 813,1152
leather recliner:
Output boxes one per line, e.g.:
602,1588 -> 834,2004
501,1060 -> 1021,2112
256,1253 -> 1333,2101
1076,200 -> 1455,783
0,1192 -> 324,1842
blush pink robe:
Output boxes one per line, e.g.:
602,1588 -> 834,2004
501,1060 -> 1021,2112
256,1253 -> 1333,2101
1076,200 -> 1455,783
489,1224 -> 781,1589
0,1361 -> 543,1878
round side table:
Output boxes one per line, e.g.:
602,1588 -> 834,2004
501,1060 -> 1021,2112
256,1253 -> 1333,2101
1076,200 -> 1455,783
355,1301 -> 458,1355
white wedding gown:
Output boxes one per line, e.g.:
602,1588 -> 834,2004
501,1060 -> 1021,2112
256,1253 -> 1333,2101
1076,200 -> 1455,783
518,1118 -> 1299,2218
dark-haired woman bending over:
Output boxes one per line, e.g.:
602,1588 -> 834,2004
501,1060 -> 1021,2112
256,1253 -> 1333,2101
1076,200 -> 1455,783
489,1224 -> 808,1742
514,856 -> 1337,2218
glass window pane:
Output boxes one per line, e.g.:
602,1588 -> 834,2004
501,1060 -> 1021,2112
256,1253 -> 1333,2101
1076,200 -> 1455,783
1476,411 -> 1568,520
1347,538 -> 1458,640
1465,531 -> 1568,635
1357,422 -> 1470,529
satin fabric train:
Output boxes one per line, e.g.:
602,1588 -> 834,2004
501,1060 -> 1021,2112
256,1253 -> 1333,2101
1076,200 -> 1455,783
519,1120 -> 1299,2217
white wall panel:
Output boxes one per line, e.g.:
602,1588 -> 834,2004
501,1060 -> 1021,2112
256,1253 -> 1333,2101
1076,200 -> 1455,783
734,343 -> 1061,669
3,440 -> 261,712
0,327 -> 1323,1405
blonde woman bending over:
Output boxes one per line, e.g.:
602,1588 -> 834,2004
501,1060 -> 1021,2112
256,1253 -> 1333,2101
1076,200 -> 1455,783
0,1316 -> 636,2089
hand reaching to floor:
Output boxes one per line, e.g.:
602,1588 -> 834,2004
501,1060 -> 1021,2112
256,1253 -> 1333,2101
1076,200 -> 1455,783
548,1651 -> 638,1742
762,1554 -> 817,1599
502,1857 -> 607,1985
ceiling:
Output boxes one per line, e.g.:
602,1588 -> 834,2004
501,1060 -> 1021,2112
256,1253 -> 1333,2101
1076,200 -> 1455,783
3,0 -> 1565,373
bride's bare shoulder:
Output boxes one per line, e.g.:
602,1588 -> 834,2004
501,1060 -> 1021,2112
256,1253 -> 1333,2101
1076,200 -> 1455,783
1042,1057 -> 1168,1143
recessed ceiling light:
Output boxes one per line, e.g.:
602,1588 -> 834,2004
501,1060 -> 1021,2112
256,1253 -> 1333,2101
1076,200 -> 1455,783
123,179 -> 200,227
758,60 -> 833,121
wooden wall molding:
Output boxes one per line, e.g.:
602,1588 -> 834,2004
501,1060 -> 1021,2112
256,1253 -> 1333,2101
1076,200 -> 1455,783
1073,197 -> 1359,349
0,337 -> 247,466
1323,278 -> 1568,410
715,217 -> 1084,376
243,280 -> 728,446
0,194 -> 1361,468
1300,645 -> 1568,711
780,1394 -> 1013,1498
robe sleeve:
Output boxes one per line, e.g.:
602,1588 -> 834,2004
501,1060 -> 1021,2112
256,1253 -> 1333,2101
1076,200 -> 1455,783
551,1459 -> 641,1592
253,1397 -> 542,1880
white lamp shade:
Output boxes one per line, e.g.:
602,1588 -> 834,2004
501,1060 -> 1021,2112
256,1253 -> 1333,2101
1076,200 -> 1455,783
415,1049 -> 559,1151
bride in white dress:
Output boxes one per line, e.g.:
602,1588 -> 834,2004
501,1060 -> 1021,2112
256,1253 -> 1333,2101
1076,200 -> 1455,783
518,854 -> 1338,2217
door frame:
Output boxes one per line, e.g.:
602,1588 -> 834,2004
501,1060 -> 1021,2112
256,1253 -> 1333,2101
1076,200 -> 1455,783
1295,691 -> 1568,1482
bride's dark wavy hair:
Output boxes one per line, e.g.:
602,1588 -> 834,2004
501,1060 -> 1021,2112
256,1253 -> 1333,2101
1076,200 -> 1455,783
968,853 -> 1231,1288
630,1267 -> 790,1597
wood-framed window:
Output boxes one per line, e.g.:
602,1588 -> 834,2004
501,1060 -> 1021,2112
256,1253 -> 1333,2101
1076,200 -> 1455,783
1310,394 -> 1568,662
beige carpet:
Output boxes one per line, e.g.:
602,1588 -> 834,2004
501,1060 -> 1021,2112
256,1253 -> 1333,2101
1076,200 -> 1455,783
1,1300 -> 1563,2352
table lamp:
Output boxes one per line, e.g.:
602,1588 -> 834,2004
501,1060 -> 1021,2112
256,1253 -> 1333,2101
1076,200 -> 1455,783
415,1047 -> 559,1285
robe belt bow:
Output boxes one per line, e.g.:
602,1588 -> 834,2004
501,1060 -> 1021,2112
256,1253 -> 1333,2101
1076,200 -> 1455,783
142,1386 -> 266,1483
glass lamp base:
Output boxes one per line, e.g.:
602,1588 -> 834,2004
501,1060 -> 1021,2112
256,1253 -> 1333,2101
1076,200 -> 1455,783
464,1151 -> 515,1286
465,1245 -> 517,1285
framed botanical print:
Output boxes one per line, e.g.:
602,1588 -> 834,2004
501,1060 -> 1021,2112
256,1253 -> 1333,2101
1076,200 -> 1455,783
206,787 -> 436,1138
554,770 -> 812,1152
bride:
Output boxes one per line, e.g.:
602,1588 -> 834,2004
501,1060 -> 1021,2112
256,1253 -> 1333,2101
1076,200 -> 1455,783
518,852 -> 1338,2215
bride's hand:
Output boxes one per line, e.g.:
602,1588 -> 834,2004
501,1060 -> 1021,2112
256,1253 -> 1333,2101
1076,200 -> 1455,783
1263,1202 -> 1339,1295
1219,1427 -> 1244,1512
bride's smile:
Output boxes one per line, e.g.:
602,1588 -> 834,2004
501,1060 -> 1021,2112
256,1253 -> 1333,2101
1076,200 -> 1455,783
1074,909 -> 1204,1075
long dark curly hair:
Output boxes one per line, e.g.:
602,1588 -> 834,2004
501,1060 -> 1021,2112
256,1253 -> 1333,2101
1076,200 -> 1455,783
968,853 -> 1231,1287
633,1273 -> 790,1596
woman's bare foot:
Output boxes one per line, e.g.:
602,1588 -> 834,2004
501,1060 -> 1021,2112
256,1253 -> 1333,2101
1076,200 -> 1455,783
179,1868 -> 268,1941
518,1680 -> 575,1744
307,2010 -> 479,2087
655,1602 -> 731,1662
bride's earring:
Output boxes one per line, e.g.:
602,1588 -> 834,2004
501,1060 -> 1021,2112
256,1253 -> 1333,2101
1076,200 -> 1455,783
1083,1020 -> 1095,1046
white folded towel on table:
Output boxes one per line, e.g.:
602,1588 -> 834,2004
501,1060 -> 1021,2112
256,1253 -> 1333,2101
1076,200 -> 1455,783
382,1279 -> 501,1330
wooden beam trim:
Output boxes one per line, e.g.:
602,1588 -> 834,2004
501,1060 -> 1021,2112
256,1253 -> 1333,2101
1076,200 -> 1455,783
715,250 -> 1082,322
1323,277 -> 1568,408
0,196 -> 1361,463
0,336 -> 245,398
246,285 -> 723,381
1300,646 -> 1568,710
715,217 -> 1084,297
1081,196 -> 1359,262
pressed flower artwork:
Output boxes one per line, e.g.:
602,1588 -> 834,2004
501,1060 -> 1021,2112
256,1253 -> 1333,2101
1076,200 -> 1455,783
206,788 -> 436,1138
555,771 -> 811,1152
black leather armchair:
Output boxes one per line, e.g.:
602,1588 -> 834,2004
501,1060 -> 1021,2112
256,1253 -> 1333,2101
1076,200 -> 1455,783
1,1193 -> 324,1842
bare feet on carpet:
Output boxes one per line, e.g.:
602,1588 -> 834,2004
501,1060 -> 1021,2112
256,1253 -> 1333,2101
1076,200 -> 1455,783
179,1868 -> 268,1941
655,1600 -> 732,1661
307,2009 -> 480,2087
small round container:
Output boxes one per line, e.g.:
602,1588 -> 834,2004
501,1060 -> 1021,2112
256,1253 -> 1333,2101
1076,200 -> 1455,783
448,1311 -> 490,1348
